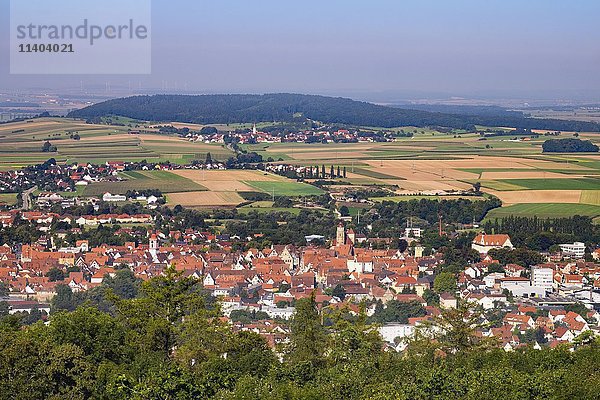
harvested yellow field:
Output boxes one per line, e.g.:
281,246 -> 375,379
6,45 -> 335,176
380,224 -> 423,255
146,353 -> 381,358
365,160 -> 479,180
580,191 -> 600,206
167,191 -> 244,207
435,156 -> 590,171
490,190 -> 582,205
168,122 -> 206,130
173,169 -> 284,183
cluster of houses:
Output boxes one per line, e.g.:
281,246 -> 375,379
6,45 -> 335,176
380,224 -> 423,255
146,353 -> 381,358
184,125 -> 392,145
0,210 -> 154,228
1,223 -> 599,351
0,161 -> 129,197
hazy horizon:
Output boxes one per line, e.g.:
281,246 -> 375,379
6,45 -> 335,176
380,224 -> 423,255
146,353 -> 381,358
1,0 -> 600,103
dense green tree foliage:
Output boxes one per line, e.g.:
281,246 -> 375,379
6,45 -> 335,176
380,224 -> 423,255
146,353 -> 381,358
487,248 -> 545,267
69,94 -> 600,132
434,272 -> 458,293
484,215 -> 599,248
225,209 -> 337,246
542,138 -> 599,152
369,300 -> 426,324
366,198 -> 501,238
4,269 -> 600,399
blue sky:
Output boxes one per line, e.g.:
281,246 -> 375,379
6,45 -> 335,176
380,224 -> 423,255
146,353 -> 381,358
1,0 -> 599,101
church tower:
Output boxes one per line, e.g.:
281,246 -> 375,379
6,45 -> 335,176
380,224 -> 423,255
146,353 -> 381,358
336,222 -> 346,245
149,233 -> 158,253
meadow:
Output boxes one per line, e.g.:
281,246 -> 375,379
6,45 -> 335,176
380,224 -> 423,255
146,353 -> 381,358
166,191 -> 244,208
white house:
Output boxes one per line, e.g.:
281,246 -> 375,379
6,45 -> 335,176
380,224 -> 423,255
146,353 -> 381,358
378,323 -> 416,345
404,227 -> 422,238
484,272 -> 505,288
478,294 -> 508,310
8,300 -> 51,315
102,192 -> 127,202
263,305 -> 295,320
471,233 -> 513,254
440,293 -> 457,309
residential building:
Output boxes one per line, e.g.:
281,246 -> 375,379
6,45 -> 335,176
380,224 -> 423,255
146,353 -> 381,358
471,233 -> 513,254
559,242 -> 585,259
531,266 -> 554,292
102,192 -> 127,202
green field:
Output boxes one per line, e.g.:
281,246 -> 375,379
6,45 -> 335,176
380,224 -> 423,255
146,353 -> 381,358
500,178 -> 600,191
84,170 -> 205,195
244,181 -> 324,197
485,203 -> 600,220
478,180 -> 528,191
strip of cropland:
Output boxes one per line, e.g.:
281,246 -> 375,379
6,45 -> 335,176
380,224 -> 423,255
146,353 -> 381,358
0,117 -> 233,168
166,170 -> 324,207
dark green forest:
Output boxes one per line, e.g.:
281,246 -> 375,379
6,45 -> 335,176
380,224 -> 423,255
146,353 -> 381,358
1,268 -> 600,399
542,138 -> 599,152
68,94 -> 600,132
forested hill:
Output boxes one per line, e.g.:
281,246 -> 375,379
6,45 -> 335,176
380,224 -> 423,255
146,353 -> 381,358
68,93 -> 600,132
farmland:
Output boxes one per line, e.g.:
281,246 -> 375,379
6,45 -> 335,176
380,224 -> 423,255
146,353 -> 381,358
243,133 -> 600,219
3,116 -> 600,219
244,181 -> 324,197
499,178 -> 600,191
0,117 -> 233,169
236,201 -> 314,215
84,170 -> 205,196
166,191 -> 244,208
166,170 -> 324,207
485,203 -> 600,220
